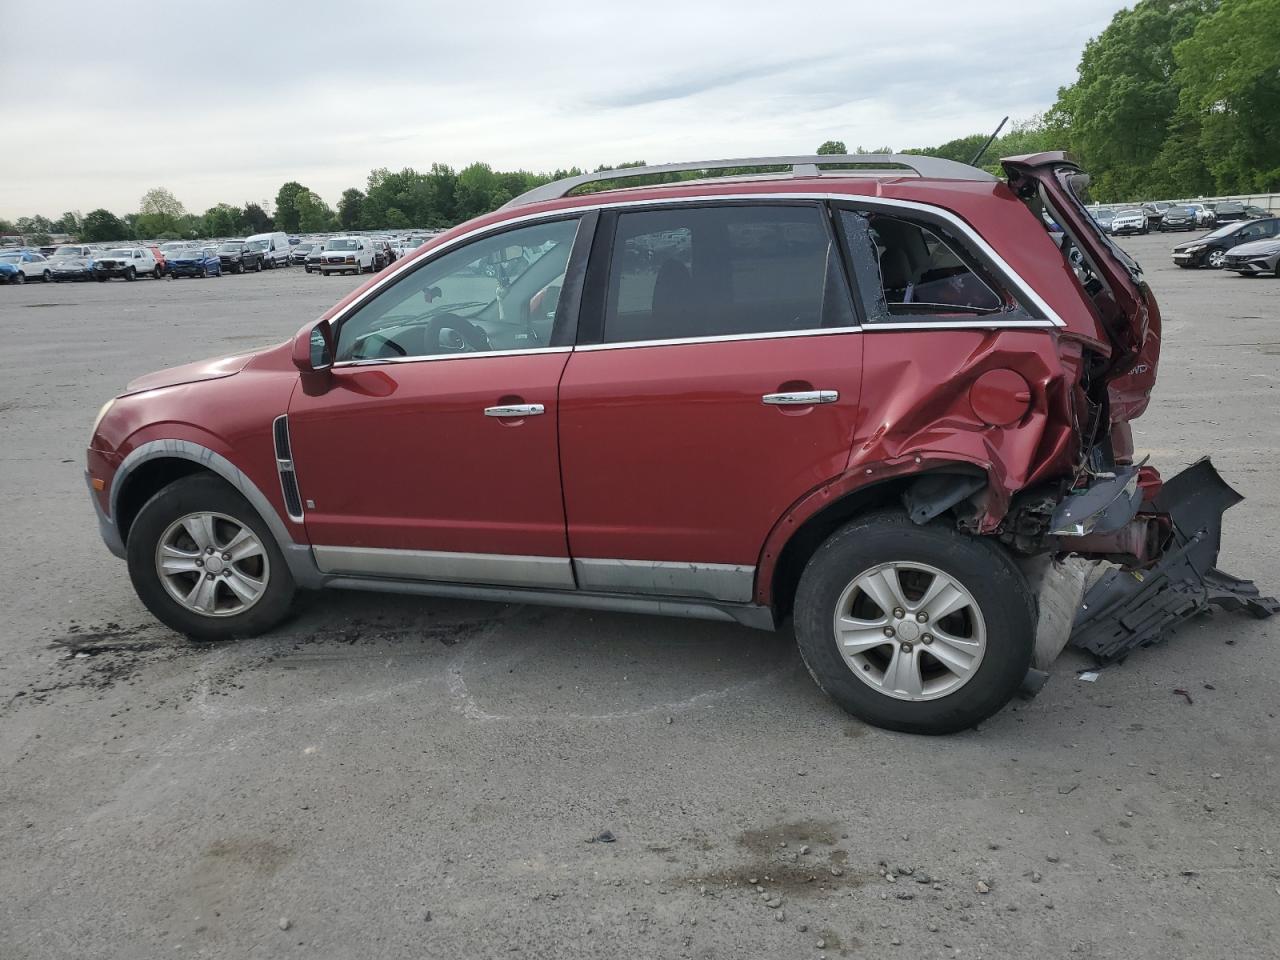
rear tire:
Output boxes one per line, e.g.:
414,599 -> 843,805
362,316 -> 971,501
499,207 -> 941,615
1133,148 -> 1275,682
126,475 -> 296,641
792,510 -> 1036,735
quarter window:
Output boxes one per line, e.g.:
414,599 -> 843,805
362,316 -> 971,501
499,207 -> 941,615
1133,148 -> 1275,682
839,210 -> 1007,321
335,218 -> 580,362
602,204 -> 853,344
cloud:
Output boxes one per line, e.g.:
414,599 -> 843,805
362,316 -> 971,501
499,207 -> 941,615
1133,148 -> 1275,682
0,0 -> 1124,218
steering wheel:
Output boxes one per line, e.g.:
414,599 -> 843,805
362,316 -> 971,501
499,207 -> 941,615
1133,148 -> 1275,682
424,314 -> 491,354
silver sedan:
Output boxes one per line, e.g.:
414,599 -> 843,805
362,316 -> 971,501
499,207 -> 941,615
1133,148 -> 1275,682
1223,238 -> 1280,276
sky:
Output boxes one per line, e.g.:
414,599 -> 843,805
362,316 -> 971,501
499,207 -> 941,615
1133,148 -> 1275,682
0,0 -> 1127,220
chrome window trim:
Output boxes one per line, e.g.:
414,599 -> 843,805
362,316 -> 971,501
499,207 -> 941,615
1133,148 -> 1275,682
326,191 -> 1067,336
573,327 -> 855,352
334,345 -> 571,369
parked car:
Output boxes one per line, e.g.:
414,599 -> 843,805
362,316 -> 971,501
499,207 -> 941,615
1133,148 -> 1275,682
1184,203 -> 1215,227
50,244 -> 94,261
93,247 -> 161,281
0,250 -> 52,282
147,245 -> 168,274
217,240 -> 265,274
88,150 -> 1238,735
305,244 -> 325,273
246,231 -> 292,269
1223,236 -> 1280,276
50,253 -> 96,281
1172,217 -> 1280,268
1109,208 -> 1147,235
1243,205 -> 1270,219
1141,202 -> 1170,229
290,242 -> 318,267
1156,206 -> 1196,231
1211,201 -> 1248,224
167,247 -> 223,279
319,236 -> 374,275
0,260 -> 21,284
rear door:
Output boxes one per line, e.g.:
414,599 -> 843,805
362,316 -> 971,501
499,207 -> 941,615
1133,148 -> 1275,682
558,201 -> 863,603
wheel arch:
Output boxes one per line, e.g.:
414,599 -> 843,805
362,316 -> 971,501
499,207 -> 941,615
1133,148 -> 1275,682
760,465 -> 990,618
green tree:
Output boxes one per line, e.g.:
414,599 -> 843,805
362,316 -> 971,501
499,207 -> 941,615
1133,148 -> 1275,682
202,203 -> 243,237
137,187 -> 186,237
1175,0 -> 1280,192
273,181 -> 308,233
338,188 -> 365,230
816,140 -> 848,155
294,190 -> 337,232
81,208 -> 128,242
240,203 -> 272,233
0,218 -> 14,234
16,215 -> 54,235
54,211 -> 82,235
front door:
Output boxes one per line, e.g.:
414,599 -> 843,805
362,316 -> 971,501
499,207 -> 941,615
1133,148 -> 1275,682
287,215 -> 585,589
558,201 -> 864,603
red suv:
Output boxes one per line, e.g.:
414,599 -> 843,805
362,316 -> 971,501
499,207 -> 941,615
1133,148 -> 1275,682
87,152 -> 1177,733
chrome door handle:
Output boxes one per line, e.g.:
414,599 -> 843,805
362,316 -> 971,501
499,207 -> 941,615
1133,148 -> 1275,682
484,403 -> 545,417
761,390 -> 838,406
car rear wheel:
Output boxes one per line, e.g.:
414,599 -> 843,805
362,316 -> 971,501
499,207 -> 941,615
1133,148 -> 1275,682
126,475 -> 296,641
792,510 -> 1035,735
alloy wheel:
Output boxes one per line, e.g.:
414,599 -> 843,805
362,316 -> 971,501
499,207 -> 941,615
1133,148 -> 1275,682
832,561 -> 987,701
155,512 -> 270,617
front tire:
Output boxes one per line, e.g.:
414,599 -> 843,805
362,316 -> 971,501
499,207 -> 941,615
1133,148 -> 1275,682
126,475 -> 296,641
1207,249 -> 1227,269
13,272 -> 24,285
42,270 -> 51,282
255,259 -> 262,272
792,511 -> 1035,735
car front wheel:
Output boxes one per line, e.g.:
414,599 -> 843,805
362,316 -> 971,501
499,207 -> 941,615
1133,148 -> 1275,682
792,510 -> 1035,735
126,475 -> 296,640
1207,249 -> 1227,269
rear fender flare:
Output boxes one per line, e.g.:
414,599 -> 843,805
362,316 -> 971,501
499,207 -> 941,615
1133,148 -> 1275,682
754,456 -> 996,606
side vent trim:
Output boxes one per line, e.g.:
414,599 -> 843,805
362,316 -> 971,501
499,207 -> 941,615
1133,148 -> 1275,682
272,414 -> 304,522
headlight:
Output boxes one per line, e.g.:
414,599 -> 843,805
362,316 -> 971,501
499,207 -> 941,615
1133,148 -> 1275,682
1184,244 -> 1205,252
90,398 -> 116,442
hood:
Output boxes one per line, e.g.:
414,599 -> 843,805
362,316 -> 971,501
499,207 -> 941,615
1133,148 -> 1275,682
1226,238 -> 1280,255
122,352 -> 254,396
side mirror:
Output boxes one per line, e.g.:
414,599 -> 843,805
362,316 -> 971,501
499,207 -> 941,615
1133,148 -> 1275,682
292,318 -> 334,374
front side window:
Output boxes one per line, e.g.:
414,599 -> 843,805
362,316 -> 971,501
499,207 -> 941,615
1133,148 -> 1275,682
335,217 -> 580,362
602,204 -> 853,344
839,210 -> 1005,320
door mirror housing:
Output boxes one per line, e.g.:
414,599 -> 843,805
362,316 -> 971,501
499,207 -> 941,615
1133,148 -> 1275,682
293,318 -> 334,374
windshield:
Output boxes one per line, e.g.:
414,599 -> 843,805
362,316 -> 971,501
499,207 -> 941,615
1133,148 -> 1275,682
325,238 -> 359,251
246,240 -> 267,251
52,246 -> 83,258
218,242 -> 243,253
105,249 -> 133,258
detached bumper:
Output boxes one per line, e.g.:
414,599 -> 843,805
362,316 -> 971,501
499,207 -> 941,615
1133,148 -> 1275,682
1070,459 -> 1278,662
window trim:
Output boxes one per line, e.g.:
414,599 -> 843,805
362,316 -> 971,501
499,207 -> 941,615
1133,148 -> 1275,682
832,201 -> 1042,326
579,198 -> 856,348
330,211 -> 592,368
323,191 -> 1065,359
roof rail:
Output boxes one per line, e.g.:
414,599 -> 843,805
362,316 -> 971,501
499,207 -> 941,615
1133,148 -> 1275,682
503,154 -> 996,208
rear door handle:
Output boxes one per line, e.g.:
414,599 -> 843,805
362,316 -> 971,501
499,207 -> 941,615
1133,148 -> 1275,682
761,390 -> 838,406
484,403 -> 545,417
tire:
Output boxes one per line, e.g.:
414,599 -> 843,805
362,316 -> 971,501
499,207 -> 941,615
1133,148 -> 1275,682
234,263 -> 243,274
255,259 -> 262,272
1207,249 -> 1226,269
13,271 -> 24,285
126,474 -> 296,641
792,510 -> 1036,735
200,266 -> 208,278
125,267 -> 136,281
153,266 -> 163,279
42,270 -> 51,282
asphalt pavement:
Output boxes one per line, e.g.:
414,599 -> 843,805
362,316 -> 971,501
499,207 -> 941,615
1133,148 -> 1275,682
1,236 -> 1277,959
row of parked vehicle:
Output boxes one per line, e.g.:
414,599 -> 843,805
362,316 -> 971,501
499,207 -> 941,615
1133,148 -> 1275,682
0,231 -> 437,285
1089,199 -> 1271,236
1168,215 -> 1280,274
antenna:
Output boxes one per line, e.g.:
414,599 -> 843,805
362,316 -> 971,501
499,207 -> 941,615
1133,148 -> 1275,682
969,116 -> 1009,167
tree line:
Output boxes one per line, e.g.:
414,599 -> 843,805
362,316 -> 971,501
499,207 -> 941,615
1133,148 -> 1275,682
2,0 -> 1274,243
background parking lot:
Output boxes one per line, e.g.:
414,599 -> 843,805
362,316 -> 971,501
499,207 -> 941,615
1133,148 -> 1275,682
1,237 -> 1277,958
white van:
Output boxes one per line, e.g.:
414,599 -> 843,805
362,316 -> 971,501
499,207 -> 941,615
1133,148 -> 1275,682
245,231 -> 292,269
319,236 -> 375,275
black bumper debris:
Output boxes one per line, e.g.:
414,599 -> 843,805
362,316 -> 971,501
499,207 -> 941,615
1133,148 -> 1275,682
1069,458 -> 1278,662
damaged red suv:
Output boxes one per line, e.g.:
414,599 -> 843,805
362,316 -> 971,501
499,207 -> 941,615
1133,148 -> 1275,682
86,152 -> 1267,734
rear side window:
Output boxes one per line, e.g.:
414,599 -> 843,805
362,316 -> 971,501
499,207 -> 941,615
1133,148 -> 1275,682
602,204 -> 853,343
838,210 -> 1005,321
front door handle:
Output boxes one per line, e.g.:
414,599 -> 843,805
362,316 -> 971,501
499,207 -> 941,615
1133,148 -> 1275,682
761,390 -> 838,406
484,403 -> 545,417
